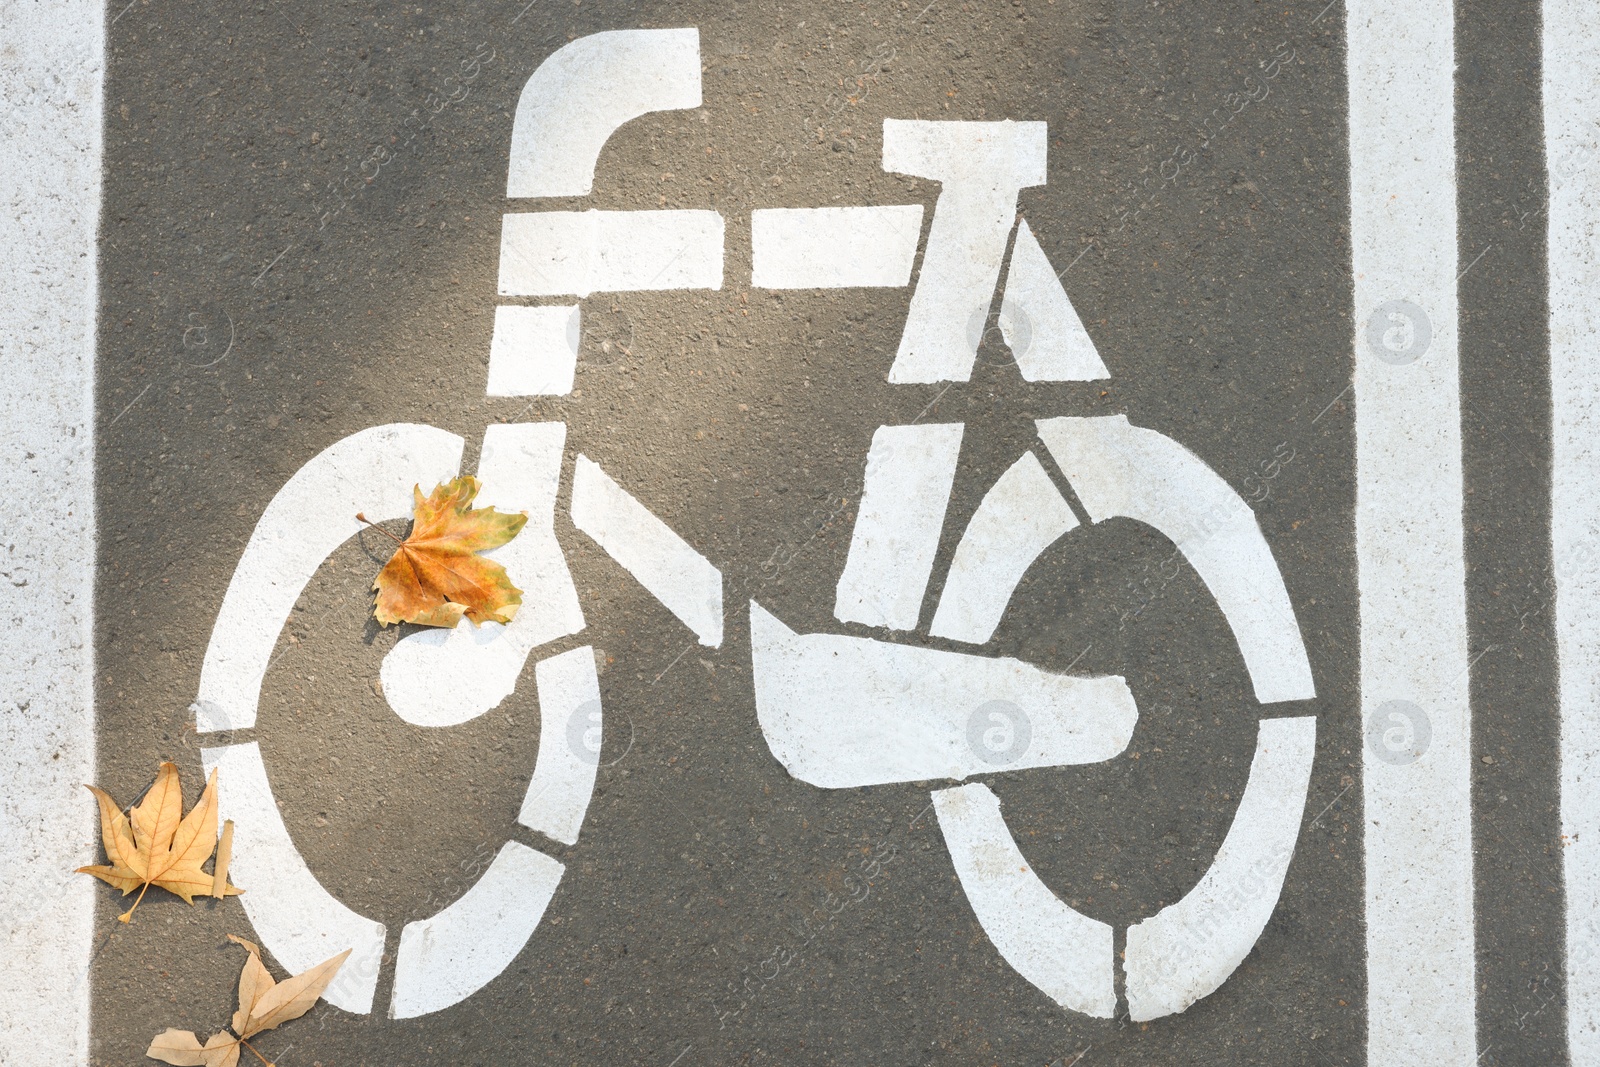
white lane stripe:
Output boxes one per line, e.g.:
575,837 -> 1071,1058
380,423 -> 585,728
750,205 -> 924,288
506,28 -> 701,198
0,9 -> 101,1063
201,743 -> 387,1015
749,601 -> 1137,788
834,422 -> 965,630
497,210 -> 725,297
1036,415 -> 1315,705
390,841 -> 564,1019
1123,716 -> 1316,1021
486,305 -> 581,397
932,783 -> 1116,1017
518,646 -> 604,845
195,424 -> 465,733
1348,0 -> 1475,1061
1545,2 -> 1600,1058
929,450 -> 1080,645
570,455 -> 724,647
998,220 -> 1111,382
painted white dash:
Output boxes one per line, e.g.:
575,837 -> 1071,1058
570,454 -> 723,646
0,8 -> 102,1063
1545,1 -> 1600,1060
1348,0 -> 1475,1060
518,645 -> 604,845
750,205 -> 924,288
932,783 -> 1116,1017
834,422 -> 965,630
486,305 -> 581,397
390,841 -> 564,1019
1124,716 -> 1316,1020
506,28 -> 702,198
201,743 -> 387,1015
498,210 -> 725,297
929,450 -> 1079,645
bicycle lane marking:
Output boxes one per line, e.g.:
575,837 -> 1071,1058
0,4 -> 103,1063
1349,0 -> 1475,1062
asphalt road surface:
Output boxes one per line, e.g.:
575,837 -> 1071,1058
2,0 -> 1594,1064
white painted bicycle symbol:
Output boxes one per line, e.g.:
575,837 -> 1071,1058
193,27 -> 1317,1024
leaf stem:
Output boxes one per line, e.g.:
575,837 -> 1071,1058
119,879 -> 151,924
355,512 -> 405,546
240,1038 -> 275,1067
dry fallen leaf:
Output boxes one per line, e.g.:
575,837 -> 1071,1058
361,475 -> 529,628
77,762 -> 241,923
146,935 -> 350,1067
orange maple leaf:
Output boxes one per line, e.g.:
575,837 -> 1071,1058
361,475 -> 529,628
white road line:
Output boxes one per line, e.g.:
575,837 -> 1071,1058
1545,1 -> 1600,1059
1348,0 -> 1475,1061
834,422 -> 965,630
750,205 -> 924,289
390,841 -> 564,1019
749,601 -> 1137,788
506,28 -> 702,198
497,210 -> 725,297
1124,716 -> 1316,1021
932,783 -> 1116,1018
570,455 -> 724,647
929,450 -> 1080,644
0,9 -> 102,1064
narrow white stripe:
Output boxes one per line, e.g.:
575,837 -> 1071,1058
498,210 -> 725,297
195,424 -> 464,732
1348,0 -> 1475,1060
0,9 -> 102,1063
486,305 -> 581,397
506,28 -> 701,198
1124,716 -> 1316,1021
750,205 -> 924,288
570,455 -> 723,646
1545,1 -> 1600,1059
380,423 -> 585,727
834,422 -> 965,630
390,841 -> 564,1019
749,601 -> 1137,788
518,646 -> 604,845
932,783 -> 1115,1017
201,744 -> 387,1015
929,450 -> 1080,644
